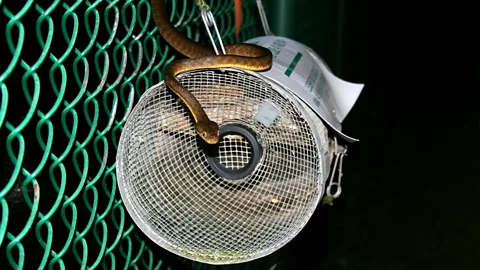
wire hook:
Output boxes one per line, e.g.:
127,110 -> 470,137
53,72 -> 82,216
326,137 -> 347,199
200,8 -> 226,56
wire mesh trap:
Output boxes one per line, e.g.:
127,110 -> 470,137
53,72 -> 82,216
116,69 -> 330,264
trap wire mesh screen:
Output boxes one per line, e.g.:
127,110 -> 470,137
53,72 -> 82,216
117,70 -> 326,264
0,0 -> 266,269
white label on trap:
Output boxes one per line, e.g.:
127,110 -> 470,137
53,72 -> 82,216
246,36 -> 364,143
255,100 -> 280,127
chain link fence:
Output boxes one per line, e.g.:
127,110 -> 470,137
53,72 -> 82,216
0,0 -> 266,269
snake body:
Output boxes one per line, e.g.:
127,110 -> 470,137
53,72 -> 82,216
151,0 -> 273,144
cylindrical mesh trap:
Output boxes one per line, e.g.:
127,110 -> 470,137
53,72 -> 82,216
116,69 -> 330,264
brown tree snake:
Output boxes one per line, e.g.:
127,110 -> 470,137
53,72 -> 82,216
151,0 -> 273,144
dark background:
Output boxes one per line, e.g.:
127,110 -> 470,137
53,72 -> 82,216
258,0 -> 480,269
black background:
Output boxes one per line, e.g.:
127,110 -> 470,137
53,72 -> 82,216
264,1 -> 480,269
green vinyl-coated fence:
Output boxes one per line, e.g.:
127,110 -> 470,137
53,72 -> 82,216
0,0 -> 267,269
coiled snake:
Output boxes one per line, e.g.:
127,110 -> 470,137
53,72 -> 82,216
151,0 -> 273,144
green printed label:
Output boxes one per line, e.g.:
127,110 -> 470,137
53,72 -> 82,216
267,39 -> 286,60
284,52 -> 302,77
314,72 -> 326,99
305,66 -> 319,92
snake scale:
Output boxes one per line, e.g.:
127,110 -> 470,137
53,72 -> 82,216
151,0 -> 273,144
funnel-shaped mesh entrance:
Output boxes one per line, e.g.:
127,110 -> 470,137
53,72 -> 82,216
218,135 -> 252,170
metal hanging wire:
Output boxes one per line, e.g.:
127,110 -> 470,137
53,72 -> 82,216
196,1 -> 226,56
256,0 -> 274,36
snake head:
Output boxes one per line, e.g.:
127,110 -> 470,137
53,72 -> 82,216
196,120 -> 220,144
